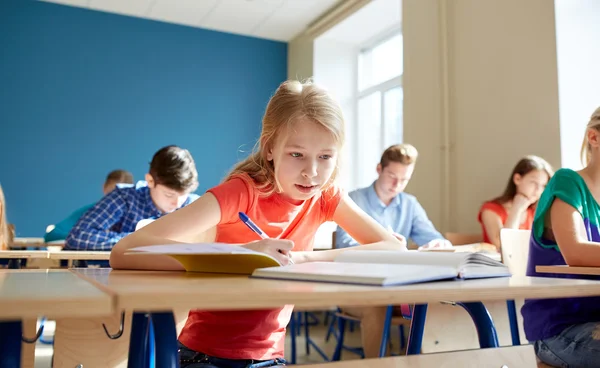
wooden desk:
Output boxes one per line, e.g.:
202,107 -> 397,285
0,269 -> 112,318
63,270 -> 600,367
49,251 -> 111,261
8,237 -> 47,249
73,269 -> 600,311
303,346 -> 537,368
0,250 -> 49,259
0,269 -> 113,367
536,265 -> 600,276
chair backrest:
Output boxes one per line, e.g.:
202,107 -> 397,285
500,228 -> 531,276
444,232 -> 484,246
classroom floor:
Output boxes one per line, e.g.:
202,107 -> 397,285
33,315 -> 404,366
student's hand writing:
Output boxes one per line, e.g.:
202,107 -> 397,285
242,239 -> 295,266
392,232 -> 408,248
421,239 -> 453,250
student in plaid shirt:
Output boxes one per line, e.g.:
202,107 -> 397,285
65,145 -> 199,251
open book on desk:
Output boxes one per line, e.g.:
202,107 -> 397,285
251,250 -> 511,286
127,243 -> 282,274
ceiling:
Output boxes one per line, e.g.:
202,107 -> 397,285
321,0 -> 401,45
41,0 -> 344,42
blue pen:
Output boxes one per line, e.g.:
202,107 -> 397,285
239,212 -> 269,239
238,212 -> 294,264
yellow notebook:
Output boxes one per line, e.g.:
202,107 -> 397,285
126,243 -> 281,274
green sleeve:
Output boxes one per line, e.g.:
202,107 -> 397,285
532,169 -> 587,246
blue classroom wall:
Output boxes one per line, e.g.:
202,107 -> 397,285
0,0 -> 287,236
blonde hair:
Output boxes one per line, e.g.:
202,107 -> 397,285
380,144 -> 419,168
580,106 -> 600,166
225,80 -> 345,195
0,185 -> 9,250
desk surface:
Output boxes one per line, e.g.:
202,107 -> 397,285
72,268 -> 600,311
49,251 -> 111,260
0,250 -> 49,259
0,270 -> 113,319
536,265 -> 600,276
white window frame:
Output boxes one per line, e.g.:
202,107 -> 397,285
352,26 -> 403,190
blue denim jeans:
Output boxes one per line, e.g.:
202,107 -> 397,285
178,342 -> 286,368
534,322 -> 600,368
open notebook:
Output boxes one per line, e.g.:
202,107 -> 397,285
128,244 -> 510,285
252,250 -> 511,286
127,243 -> 282,274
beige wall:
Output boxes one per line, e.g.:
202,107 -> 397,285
290,0 -> 562,234
288,34 -> 315,82
404,0 -> 561,234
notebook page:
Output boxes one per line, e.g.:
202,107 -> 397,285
334,250 -> 468,269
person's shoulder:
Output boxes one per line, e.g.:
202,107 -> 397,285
348,185 -> 370,199
321,183 -> 344,201
209,174 -> 255,194
479,200 -> 504,211
550,168 -> 582,186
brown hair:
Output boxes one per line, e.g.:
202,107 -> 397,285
492,155 -> 554,205
105,170 -> 134,186
149,145 -> 198,192
580,106 -> 600,166
380,144 -> 418,168
225,80 -> 345,195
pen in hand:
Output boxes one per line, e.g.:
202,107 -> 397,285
238,212 -> 294,264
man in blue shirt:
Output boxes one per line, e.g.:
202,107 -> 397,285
336,143 -> 449,249
66,146 -> 199,251
337,144 -> 450,358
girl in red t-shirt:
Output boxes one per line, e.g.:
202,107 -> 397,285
111,80 -> 406,367
478,155 -> 553,249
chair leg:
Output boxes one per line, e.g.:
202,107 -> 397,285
331,315 -> 346,361
325,314 -> 337,342
127,313 -> 150,368
455,302 -> 499,349
406,304 -> 428,355
349,320 -> 355,332
399,324 -> 406,351
304,312 -> 310,355
378,305 -> 394,357
506,300 -> 521,345
151,312 -> 179,368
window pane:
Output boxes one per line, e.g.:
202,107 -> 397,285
384,87 -> 403,147
356,92 -> 382,189
359,33 -> 403,91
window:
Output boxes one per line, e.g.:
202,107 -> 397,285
353,32 -> 403,189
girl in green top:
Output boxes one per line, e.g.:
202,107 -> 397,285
522,106 -> 600,367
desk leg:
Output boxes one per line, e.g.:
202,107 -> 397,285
456,302 -> 499,348
151,312 -> 179,368
506,300 -> 521,345
0,320 -> 22,368
406,304 -> 428,355
128,313 -> 150,368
